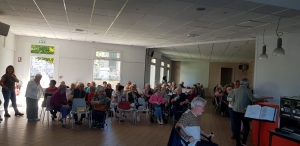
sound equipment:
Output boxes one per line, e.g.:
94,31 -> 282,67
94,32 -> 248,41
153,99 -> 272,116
0,22 -> 10,36
279,96 -> 300,135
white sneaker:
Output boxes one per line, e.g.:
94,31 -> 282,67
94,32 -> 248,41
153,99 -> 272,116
157,119 -> 160,124
137,116 -> 140,121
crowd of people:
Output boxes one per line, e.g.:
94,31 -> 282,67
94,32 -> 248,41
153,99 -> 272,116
0,65 -> 265,146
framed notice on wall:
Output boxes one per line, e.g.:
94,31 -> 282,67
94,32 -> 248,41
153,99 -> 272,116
18,57 -> 22,62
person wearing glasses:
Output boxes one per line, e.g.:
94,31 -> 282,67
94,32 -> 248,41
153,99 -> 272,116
69,82 -> 86,125
170,87 -> 189,121
176,97 -> 218,146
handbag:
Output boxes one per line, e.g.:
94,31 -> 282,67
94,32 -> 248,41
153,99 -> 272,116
94,104 -> 107,111
118,97 -> 131,110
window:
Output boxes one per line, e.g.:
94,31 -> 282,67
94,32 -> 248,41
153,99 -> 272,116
93,50 -> 121,87
167,64 -> 170,68
161,61 -> 164,66
151,58 -> 156,63
96,51 -> 120,59
30,44 -> 55,88
150,65 -> 156,88
160,67 -> 164,83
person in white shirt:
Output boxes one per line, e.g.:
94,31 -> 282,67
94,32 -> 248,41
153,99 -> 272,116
175,97 -> 218,146
66,83 -> 75,100
25,73 -> 43,121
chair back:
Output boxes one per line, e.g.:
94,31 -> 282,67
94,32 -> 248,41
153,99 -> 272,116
214,96 -> 219,106
46,96 -> 52,109
137,98 -> 146,107
72,98 -> 87,112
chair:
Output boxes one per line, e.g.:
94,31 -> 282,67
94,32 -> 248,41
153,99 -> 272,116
90,105 -> 109,129
70,98 -> 90,129
41,96 -> 52,127
136,98 -> 150,124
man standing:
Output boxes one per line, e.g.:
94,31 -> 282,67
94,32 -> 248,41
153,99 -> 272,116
232,78 -> 266,146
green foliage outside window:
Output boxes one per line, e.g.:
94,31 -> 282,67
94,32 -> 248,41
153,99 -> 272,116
31,45 -> 55,64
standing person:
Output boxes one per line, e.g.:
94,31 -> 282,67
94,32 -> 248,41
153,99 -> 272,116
227,80 -> 240,139
0,65 -> 24,117
162,76 -> 167,85
232,78 -> 266,146
25,74 -> 43,121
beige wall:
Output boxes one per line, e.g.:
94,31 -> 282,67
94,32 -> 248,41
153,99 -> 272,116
247,61 -> 255,89
207,62 -> 254,97
171,61 -> 180,85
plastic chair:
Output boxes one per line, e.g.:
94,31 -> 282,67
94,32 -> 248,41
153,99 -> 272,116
41,96 -> 52,127
70,98 -> 90,129
136,98 -> 150,124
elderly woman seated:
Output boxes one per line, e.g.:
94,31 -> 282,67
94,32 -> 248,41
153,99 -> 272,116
149,88 -> 166,125
175,97 -> 218,146
91,86 -> 108,129
127,84 -> 142,121
50,85 -> 71,128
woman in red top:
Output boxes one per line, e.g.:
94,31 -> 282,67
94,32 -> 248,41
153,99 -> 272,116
149,88 -> 165,125
87,86 -> 96,105
188,88 -> 197,102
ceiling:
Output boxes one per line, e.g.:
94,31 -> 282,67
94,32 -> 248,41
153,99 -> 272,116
1,0 -> 300,62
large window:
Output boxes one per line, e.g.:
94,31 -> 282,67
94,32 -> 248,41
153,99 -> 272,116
167,69 -> 170,82
93,51 -> 121,87
150,65 -> 156,88
160,67 -> 164,83
30,44 -> 55,88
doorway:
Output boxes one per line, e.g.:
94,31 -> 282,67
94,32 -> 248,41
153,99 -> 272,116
220,68 -> 233,86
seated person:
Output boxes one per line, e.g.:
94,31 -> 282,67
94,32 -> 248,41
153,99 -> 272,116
220,87 -> 229,116
149,88 -> 166,125
176,97 -> 218,146
116,85 -> 127,122
124,81 -> 131,92
105,83 -> 113,99
69,82 -> 86,125
214,87 -> 222,103
143,83 -> 154,103
87,86 -> 96,105
50,85 -> 71,128
170,82 -> 177,92
91,86 -> 107,128
161,87 -> 169,107
127,85 -> 141,121
45,80 -> 58,120
66,83 -> 75,100
179,81 -> 186,88
188,88 -> 197,102
85,81 -> 96,93
170,87 -> 189,121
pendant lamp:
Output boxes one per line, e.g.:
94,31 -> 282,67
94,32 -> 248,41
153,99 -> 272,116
273,17 -> 285,56
259,29 -> 268,60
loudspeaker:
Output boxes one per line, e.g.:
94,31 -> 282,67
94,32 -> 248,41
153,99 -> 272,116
0,22 -> 10,37
150,51 -> 154,57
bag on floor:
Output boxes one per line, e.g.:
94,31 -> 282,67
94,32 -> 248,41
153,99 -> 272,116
118,97 -> 130,110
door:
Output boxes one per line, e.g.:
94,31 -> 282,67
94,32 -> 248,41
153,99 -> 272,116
220,68 -> 233,86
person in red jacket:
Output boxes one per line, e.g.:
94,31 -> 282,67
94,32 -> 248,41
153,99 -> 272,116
149,88 -> 165,125
87,86 -> 96,105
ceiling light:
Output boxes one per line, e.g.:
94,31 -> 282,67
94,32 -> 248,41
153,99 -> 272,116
223,12 -> 228,14
259,28 -> 268,60
196,8 -> 206,11
259,45 -> 268,60
187,34 -> 198,37
77,8 -> 81,11
24,8 -> 28,10
75,29 -> 84,32
273,38 -> 285,56
273,17 -> 285,56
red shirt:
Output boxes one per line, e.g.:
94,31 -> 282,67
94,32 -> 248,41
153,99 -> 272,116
87,92 -> 94,105
45,87 -> 58,93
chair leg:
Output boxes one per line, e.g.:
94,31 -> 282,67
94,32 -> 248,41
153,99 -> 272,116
47,111 -> 49,127
42,110 -> 46,123
40,107 -> 44,119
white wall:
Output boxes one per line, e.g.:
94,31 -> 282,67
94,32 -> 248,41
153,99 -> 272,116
180,61 -> 209,88
14,36 -> 146,92
0,31 -> 16,108
254,33 -> 300,104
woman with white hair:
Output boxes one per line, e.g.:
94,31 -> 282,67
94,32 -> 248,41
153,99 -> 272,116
175,97 -> 218,146
91,85 -> 108,129
25,73 -> 43,121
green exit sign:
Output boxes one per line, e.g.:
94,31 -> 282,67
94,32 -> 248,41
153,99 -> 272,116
39,40 -> 45,43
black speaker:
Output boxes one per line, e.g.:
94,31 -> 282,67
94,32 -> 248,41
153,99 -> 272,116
0,22 -> 10,37
150,51 -> 154,57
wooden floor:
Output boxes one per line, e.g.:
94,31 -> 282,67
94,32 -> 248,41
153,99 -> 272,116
0,97 -> 254,146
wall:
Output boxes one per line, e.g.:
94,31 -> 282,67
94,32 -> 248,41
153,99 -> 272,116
208,62 -> 250,97
180,61 -> 210,88
254,33 -> 300,104
171,61 -> 181,85
14,36 -> 146,100
0,31 -> 16,108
